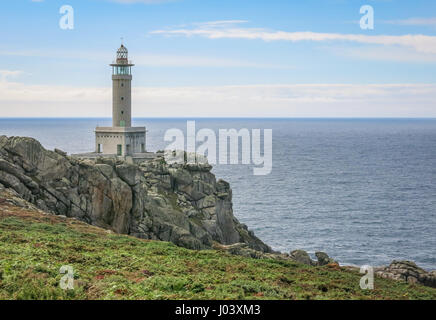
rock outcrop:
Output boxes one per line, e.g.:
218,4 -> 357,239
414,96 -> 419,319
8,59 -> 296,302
0,136 -> 271,253
290,250 -> 316,266
315,251 -> 337,266
287,250 -> 338,267
213,242 -> 290,260
375,261 -> 436,288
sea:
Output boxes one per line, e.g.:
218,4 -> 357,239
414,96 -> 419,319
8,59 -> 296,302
1,118 -> 435,270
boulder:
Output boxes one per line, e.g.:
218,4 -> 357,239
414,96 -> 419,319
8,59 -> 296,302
290,249 -> 316,266
315,251 -> 336,266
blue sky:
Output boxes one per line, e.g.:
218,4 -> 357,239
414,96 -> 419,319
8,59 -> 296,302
0,0 -> 435,117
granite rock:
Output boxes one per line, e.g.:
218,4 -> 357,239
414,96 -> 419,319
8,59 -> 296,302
0,135 -> 272,253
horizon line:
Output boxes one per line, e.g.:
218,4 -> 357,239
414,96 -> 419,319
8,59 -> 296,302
1,117 -> 436,120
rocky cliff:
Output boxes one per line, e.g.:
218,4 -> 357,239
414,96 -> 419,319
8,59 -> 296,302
2,135 -> 435,289
0,136 -> 271,253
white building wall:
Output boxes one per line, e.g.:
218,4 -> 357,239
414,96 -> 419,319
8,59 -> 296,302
95,129 -> 146,156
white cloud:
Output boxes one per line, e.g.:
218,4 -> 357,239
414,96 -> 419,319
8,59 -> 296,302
1,80 -> 435,118
151,21 -> 436,55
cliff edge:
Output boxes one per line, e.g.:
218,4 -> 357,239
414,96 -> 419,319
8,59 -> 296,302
0,136 -> 271,253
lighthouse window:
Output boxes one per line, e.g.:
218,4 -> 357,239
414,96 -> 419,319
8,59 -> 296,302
121,111 -> 124,114
121,83 -> 124,87
121,97 -> 124,101
115,66 -> 130,75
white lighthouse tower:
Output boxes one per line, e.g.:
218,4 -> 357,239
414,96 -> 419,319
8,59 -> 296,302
110,44 -> 133,128
94,43 -> 146,157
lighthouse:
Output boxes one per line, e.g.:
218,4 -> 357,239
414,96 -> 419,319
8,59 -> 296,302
110,44 -> 133,127
94,44 -> 146,157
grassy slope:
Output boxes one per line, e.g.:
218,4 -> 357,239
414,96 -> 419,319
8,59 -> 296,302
0,202 -> 435,300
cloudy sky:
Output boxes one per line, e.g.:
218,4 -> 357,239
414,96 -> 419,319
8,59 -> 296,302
0,0 -> 435,117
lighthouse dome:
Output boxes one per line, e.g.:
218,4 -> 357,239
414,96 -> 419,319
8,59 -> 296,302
116,44 -> 128,60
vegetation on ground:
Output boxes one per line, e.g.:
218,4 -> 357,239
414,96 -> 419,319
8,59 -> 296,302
1,203 -> 435,300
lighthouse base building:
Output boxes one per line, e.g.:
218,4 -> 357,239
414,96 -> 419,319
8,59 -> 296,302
95,127 -> 146,157
73,43 -> 155,163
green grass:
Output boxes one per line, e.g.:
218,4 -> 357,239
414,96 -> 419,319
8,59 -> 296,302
0,203 -> 435,300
